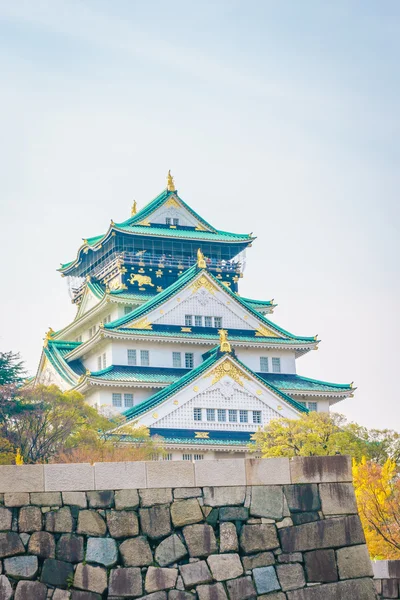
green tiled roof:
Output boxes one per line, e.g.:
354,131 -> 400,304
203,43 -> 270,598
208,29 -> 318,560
122,352 -> 308,422
257,373 -> 352,393
90,365 -> 189,384
86,281 -> 155,303
44,340 -> 84,385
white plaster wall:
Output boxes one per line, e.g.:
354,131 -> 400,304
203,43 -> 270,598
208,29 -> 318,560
111,340 -> 206,369
82,341 -> 113,372
236,348 -> 296,374
149,204 -> 199,227
85,387 -> 152,411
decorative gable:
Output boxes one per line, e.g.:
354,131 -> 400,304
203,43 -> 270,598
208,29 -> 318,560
144,194 -> 212,230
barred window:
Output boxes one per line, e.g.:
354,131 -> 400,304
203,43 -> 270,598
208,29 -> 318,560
308,402 -> 318,412
185,315 -> 193,327
162,453 -> 173,461
127,349 -> 137,366
217,409 -> 226,422
239,410 -> 248,423
229,409 -> 237,422
75,335 -> 82,343
173,218 -> 179,226
124,394 -> 134,408
166,217 -> 171,225
272,357 -> 281,373
112,393 -> 122,407
253,410 -> 262,424
140,350 -> 149,366
260,357 -> 269,372
185,353 -> 194,369
206,408 -> 215,421
172,352 -> 182,368
194,315 -> 202,327
124,306 -> 133,315
194,454 -> 204,461
183,454 -> 192,461
204,316 -> 213,327
193,408 -> 202,421
214,317 -> 222,328
102,353 -> 107,369
97,356 -> 102,370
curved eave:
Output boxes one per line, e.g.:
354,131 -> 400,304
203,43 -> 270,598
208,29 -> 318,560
58,224 -> 116,274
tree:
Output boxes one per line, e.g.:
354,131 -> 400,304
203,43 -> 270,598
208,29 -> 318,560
0,351 -> 25,385
353,457 -> 400,559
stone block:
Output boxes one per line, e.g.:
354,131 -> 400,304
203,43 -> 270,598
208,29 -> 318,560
19,506 -> 42,532
140,504 -> 171,539
246,458 -> 291,485
108,567 -> 143,598
77,510 -> 107,536
336,544 -> 373,579
45,507 -> 73,533
120,536 -> 153,566
71,593 -> 102,600
0,507 -> 12,531
0,575 -> 12,600
56,534 -> 84,563
226,576 -> 257,600
240,524 -> 280,553
285,577 -> 378,600
74,564 -> 108,594
171,498 -> 203,527
278,553 -> 303,563
291,512 -> 320,525
94,461 -> 146,490
30,492 -> 62,506
276,563 -> 305,591
155,534 -> 188,567
304,549 -> 337,582
219,506 -> 248,521
183,523 -> 217,557
197,582 -> 228,600
207,553 -> 243,581
382,578 -> 399,598
41,558 -> 74,588
284,484 -> 320,513
0,465 -> 44,493
250,486 -> 283,519
319,483 -> 358,515
179,560 -> 212,587
62,492 -> 87,508
14,581 -> 47,600
86,537 -> 118,567
290,456 -> 352,484
219,521 -> 238,552
253,566 -> 280,594
173,487 -> 202,499
203,486 -> 246,507
4,493 -> 29,507
28,531 -> 56,559
242,551 -> 275,570
53,591 -> 71,600
87,490 -> 114,508
140,488 -> 173,507
195,459 -> 246,487
44,464 -> 95,491
388,560 -> 400,578
115,489 -> 139,510
107,509 -> 139,538
139,594 -> 167,600
0,532 -> 25,557
169,592 -> 196,600
279,515 -> 365,552
4,555 -> 38,579
147,462 -> 195,488
145,567 -> 178,593
257,594 -> 286,600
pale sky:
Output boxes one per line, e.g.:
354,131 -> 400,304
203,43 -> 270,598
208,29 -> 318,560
0,1 -> 399,430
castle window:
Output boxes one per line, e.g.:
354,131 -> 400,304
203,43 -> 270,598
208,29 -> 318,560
124,394 -> 134,408
124,306 -> 133,315
229,409 -> 237,422
112,393 -> 122,407
75,335 -> 82,343
97,356 -> 102,370
185,315 -> 193,327
162,453 -> 173,460
253,410 -> 262,424
102,353 -> 107,369
173,352 -> 182,368
193,408 -> 202,421
194,454 -> 204,461
260,357 -> 269,372
217,409 -> 226,422
272,357 -> 281,373
308,401 -> 318,412
214,317 -> 222,328
173,218 -> 179,226
127,349 -> 137,366
206,408 -> 215,421
104,314 -> 111,324
140,350 -> 149,366
185,353 -> 194,369
204,316 -> 213,327
194,315 -> 203,327
166,217 -> 171,225
183,454 -> 192,461
239,410 -> 248,423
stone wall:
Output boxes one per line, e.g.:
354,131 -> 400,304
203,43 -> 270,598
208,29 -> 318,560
0,456 -> 378,599
373,560 -> 400,598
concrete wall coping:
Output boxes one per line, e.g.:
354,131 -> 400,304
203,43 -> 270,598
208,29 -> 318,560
0,455 -> 352,493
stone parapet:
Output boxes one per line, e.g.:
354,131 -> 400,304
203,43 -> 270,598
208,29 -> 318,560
373,560 -> 400,598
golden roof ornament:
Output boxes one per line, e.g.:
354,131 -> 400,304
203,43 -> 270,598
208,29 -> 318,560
131,200 -> 137,216
219,329 -> 231,353
197,248 -> 207,269
167,170 -> 176,192
43,327 -> 55,347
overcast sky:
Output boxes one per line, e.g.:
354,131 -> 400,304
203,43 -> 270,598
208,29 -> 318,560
0,1 -> 399,430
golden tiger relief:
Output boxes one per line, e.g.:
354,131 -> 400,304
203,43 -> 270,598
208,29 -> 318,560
128,273 -> 154,287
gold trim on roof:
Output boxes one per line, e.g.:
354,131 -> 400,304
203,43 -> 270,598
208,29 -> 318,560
197,248 -> 207,269
167,170 -> 176,191
218,329 -> 231,353
131,200 -> 137,216
190,274 -> 217,295
205,357 -> 250,387
127,317 -> 153,330
255,325 -> 279,338
195,431 -> 209,439
165,196 -> 180,208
